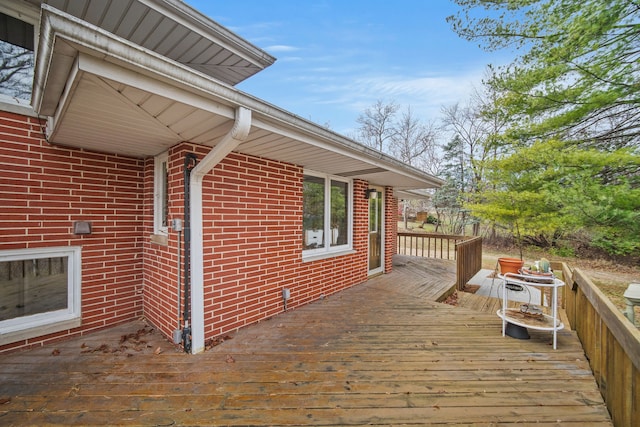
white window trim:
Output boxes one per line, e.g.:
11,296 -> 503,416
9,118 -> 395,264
0,3 -> 39,109
302,170 -> 353,260
154,151 -> 169,236
0,246 -> 82,346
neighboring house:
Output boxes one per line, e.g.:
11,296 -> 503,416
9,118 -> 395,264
0,0 -> 443,354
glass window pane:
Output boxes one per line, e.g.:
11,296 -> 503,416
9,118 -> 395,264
303,175 -> 325,249
0,257 -> 68,321
161,160 -> 169,228
330,180 -> 348,246
0,40 -> 34,101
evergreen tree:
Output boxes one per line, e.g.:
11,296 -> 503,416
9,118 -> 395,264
448,0 -> 640,256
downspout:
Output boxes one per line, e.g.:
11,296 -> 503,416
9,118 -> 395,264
188,106 -> 252,354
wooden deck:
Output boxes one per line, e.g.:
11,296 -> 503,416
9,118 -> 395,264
0,257 -> 612,426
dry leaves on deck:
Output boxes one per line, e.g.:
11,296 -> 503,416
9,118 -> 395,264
80,325 -> 155,354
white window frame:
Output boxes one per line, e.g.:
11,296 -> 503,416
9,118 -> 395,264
302,170 -> 354,261
0,3 -> 39,109
154,151 -> 169,236
0,246 -> 82,345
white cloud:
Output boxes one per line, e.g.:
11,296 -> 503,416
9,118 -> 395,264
265,45 -> 300,52
307,68 -> 485,113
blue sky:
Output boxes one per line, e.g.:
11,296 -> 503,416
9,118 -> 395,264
186,1 -> 513,136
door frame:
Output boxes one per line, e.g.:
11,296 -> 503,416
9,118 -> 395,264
367,186 -> 385,276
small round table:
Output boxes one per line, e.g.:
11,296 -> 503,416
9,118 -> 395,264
496,273 -> 565,349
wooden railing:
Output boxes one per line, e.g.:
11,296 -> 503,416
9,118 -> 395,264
396,232 -> 483,293
396,232 -> 469,260
455,236 -> 483,291
560,262 -> 640,427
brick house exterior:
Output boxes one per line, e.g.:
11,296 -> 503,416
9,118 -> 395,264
0,1 -> 440,354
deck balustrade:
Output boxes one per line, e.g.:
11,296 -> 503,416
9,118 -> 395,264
560,262 -> 640,426
396,232 -> 482,292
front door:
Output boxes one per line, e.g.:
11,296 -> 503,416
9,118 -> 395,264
368,187 -> 384,275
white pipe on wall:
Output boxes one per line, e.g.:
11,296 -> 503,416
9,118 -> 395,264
188,106 -> 251,354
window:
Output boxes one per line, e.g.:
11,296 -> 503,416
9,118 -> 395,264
154,151 -> 169,235
0,12 -> 36,102
0,247 -> 82,344
303,172 -> 351,255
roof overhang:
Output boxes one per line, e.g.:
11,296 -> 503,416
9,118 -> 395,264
395,189 -> 434,201
32,5 -> 444,191
23,0 -> 275,86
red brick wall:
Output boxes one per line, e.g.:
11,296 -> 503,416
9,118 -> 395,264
140,143 -> 371,343
141,143 -> 208,341
385,186 -> 398,272
0,112 -> 394,352
203,148 -> 370,339
0,111 -> 145,353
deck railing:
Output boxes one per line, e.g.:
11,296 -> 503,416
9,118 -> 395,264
455,236 -> 483,291
560,262 -> 640,427
396,232 -> 483,293
396,232 -> 469,260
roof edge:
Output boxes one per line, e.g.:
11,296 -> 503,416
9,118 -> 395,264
147,0 -> 276,70
34,5 -> 443,190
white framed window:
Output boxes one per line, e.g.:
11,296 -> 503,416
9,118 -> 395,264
303,171 -> 352,258
0,246 -> 82,345
154,151 -> 169,236
0,6 -> 39,104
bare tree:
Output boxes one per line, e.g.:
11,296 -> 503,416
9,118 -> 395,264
440,83 -> 509,236
356,100 -> 442,174
390,106 -> 441,172
356,100 -> 399,152
0,41 -> 34,100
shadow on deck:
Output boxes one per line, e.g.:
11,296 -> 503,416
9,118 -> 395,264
0,256 -> 612,426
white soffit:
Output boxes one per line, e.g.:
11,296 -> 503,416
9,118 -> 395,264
35,6 -> 443,190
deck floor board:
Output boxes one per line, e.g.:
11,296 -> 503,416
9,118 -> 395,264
0,257 -> 612,426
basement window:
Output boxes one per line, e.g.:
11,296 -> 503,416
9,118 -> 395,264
0,246 -> 82,345
302,172 -> 352,258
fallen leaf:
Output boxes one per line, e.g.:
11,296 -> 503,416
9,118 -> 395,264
226,355 -> 235,363
154,347 -> 162,355
51,349 -> 60,356
96,344 -> 110,353
0,397 -> 11,405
